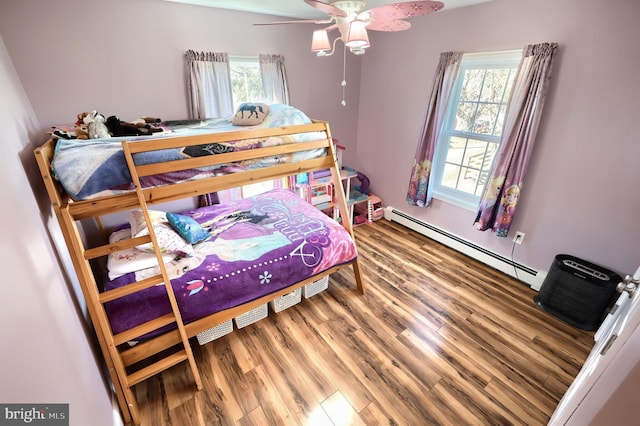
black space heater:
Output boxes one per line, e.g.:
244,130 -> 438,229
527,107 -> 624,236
534,254 -> 621,331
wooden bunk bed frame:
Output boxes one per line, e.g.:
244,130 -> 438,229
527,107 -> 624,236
34,120 -> 364,425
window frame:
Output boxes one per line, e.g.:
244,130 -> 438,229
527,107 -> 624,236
431,50 -> 522,211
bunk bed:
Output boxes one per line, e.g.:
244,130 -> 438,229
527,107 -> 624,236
34,105 -> 364,425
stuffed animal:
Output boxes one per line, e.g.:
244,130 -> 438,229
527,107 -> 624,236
128,117 -> 162,128
77,112 -> 90,126
73,124 -> 89,140
106,116 -> 163,137
84,111 -> 111,139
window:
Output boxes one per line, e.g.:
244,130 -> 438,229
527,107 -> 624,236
227,56 -> 273,197
229,56 -> 265,110
432,50 -> 521,210
226,56 -> 290,198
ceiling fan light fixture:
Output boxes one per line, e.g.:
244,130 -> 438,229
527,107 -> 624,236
345,20 -> 370,48
311,29 -> 331,53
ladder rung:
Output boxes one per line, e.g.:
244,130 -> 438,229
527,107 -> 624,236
99,274 -> 165,303
113,313 -> 176,346
127,349 -> 188,386
120,330 -> 182,367
84,235 -> 152,260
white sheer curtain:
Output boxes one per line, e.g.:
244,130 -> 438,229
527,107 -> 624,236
186,50 -> 234,119
259,54 -> 290,105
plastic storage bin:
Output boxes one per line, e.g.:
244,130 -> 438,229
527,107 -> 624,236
534,254 -> 621,330
234,304 -> 268,329
196,319 -> 233,345
303,276 -> 329,298
270,288 -> 302,313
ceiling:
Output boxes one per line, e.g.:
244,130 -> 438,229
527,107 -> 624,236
162,0 -> 493,20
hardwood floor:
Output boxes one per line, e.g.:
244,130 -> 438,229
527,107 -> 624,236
134,219 -> 593,425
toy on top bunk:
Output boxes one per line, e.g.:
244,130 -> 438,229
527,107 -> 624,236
50,110 -> 163,140
105,115 -> 163,137
85,111 -> 111,139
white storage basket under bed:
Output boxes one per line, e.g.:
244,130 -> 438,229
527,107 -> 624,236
270,288 -> 302,313
234,303 -> 268,329
196,319 -> 233,345
303,276 -> 329,299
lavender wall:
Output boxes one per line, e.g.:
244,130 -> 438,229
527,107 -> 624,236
355,0 -> 640,277
0,35 -> 118,425
0,0 -> 362,164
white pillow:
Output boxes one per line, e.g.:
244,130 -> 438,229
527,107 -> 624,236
107,228 -> 176,280
127,209 -> 194,257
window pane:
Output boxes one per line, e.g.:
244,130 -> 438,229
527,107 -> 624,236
459,167 -> 479,193
486,142 -> 498,161
480,68 -> 510,103
473,103 -> 500,135
495,105 -> 507,135
442,163 -> 461,189
460,69 -> 484,101
231,65 -> 263,105
455,102 -> 476,132
462,140 -> 488,168
230,58 -> 264,110
446,136 -> 467,164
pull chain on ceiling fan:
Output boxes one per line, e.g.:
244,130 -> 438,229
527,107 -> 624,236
255,0 -> 445,105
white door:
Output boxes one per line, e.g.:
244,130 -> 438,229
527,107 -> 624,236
548,265 -> 640,425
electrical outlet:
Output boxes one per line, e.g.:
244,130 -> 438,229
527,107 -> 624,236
513,231 -> 525,244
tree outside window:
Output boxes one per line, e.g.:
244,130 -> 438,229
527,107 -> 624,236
229,56 -> 265,110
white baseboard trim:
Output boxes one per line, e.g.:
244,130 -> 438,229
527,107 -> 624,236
384,206 -> 545,290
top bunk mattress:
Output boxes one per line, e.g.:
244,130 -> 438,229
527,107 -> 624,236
50,104 -> 326,200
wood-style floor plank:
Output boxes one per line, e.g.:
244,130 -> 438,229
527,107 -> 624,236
135,219 -> 593,425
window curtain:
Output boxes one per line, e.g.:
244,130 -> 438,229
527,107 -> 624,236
474,42 -> 558,237
259,54 -> 290,105
185,50 -> 234,119
406,52 -> 463,207
185,50 -> 234,207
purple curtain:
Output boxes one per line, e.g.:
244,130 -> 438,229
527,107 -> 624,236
406,52 -> 463,207
474,43 -> 558,237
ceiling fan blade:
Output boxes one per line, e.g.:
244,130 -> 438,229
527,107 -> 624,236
362,1 -> 444,21
366,19 -> 411,32
304,0 -> 348,17
254,18 -> 332,26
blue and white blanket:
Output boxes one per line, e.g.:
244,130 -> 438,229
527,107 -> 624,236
51,104 -> 325,200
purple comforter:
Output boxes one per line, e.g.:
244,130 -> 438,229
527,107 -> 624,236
105,188 -> 357,336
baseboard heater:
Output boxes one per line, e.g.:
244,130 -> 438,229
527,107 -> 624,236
384,206 -> 545,290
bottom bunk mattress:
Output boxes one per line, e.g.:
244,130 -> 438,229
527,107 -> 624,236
104,188 -> 357,336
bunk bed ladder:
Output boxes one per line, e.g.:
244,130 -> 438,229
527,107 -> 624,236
119,141 -> 204,393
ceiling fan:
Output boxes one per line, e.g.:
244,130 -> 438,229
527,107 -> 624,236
256,1 -> 444,106
256,0 -> 445,56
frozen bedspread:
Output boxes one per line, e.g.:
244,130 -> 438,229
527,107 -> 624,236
51,104 -> 325,200
104,188 -> 357,336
